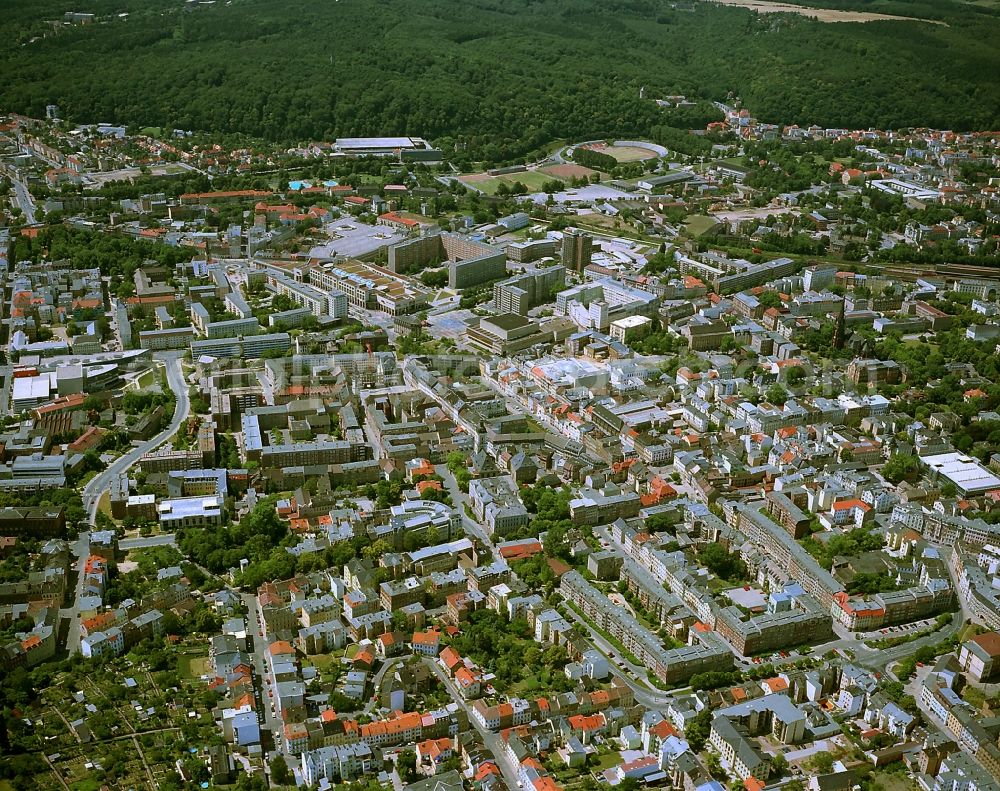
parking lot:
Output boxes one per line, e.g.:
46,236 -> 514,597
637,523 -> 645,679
309,220 -> 407,259
526,184 -> 633,205
864,616 -> 943,640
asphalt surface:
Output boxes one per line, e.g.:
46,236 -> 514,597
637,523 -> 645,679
118,534 -> 177,551
560,601 -> 673,709
241,591 -> 285,760
435,463 -> 498,559
425,659 -> 523,789
63,353 -> 190,654
82,352 -> 190,523
12,177 -> 36,224
60,531 -> 94,655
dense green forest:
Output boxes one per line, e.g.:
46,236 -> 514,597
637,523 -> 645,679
2,0 -> 999,161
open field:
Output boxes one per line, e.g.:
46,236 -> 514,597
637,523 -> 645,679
179,654 -> 211,679
458,169 -> 555,195
866,772 -> 918,791
702,0 -> 946,24
84,162 -> 193,188
394,210 -> 436,225
575,213 -> 623,230
540,163 -> 597,179
580,142 -> 657,162
685,214 -> 723,237
509,672 -> 543,695
307,652 -> 341,669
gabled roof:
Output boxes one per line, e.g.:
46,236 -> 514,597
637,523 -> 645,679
969,630 -> 1000,659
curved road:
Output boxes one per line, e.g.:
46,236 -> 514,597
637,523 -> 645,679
63,352 -> 190,654
83,352 -> 190,523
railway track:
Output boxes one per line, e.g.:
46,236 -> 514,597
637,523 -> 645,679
870,261 -> 1000,283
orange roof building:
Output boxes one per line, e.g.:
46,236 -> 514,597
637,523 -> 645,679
440,646 -> 463,673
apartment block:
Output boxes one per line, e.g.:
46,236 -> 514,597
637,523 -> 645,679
191,332 -> 291,360
493,266 -> 565,316
138,327 -> 196,350
569,485 -> 641,526
714,584 -> 833,656
560,571 -> 732,685
309,259 -> 429,316
268,270 -> 349,319
958,631 -> 1000,682
387,231 -> 506,289
259,440 -> 373,469
204,316 -> 261,339
562,231 -> 593,272
506,239 -> 556,263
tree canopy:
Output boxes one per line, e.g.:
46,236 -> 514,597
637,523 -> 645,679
2,0 -> 999,164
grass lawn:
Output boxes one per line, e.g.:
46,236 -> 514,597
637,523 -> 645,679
134,369 -> 159,389
960,623 -> 984,642
496,171 -> 553,192
458,169 -> 553,195
575,217 -> 658,245
396,210 -> 434,224
865,771 -> 918,791
594,750 -> 622,770
179,654 -> 211,679
684,214 -> 721,237
307,652 -> 341,670
902,338 -> 938,350
0,781 -> 15,791
510,672 -> 543,695
576,213 -> 621,230
962,684 -> 987,708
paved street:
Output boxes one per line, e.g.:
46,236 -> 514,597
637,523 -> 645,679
63,352 -> 191,654
12,176 -> 37,224
240,592 -> 284,765
254,369 -> 275,406
59,531 -> 94,655
435,463 -> 498,560
858,612 -> 964,676
0,364 -> 12,416
118,534 -> 177,551
365,657 -> 406,714
425,659 -> 523,789
560,599 -> 672,708
82,352 -> 190,523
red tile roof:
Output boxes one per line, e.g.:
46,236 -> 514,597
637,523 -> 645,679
970,630 -> 1000,658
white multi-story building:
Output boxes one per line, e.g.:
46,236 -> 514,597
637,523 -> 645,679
468,477 -> 529,537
